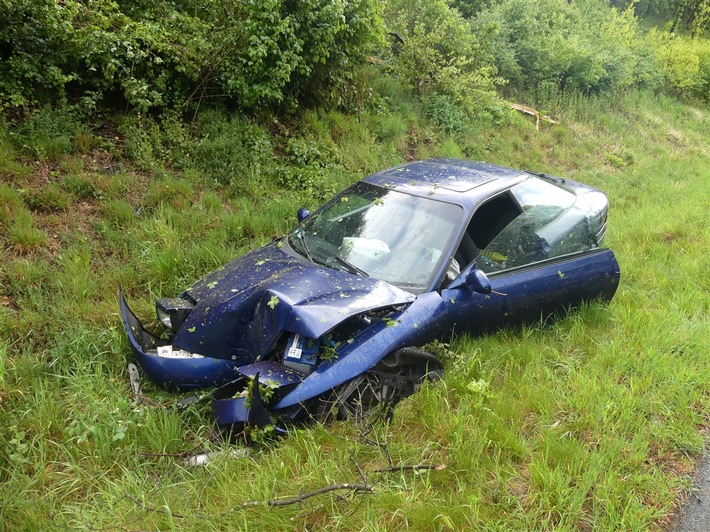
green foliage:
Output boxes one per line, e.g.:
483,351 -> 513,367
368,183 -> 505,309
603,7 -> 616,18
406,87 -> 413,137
24,184 -> 71,213
61,174 -> 100,201
74,2 -> 208,112
189,110 -> 273,187
0,184 -> 25,227
0,0 -> 78,109
473,0 -> 662,97
8,106 -> 86,160
645,29 -> 710,100
422,94 -> 473,135
213,0 -> 384,110
6,209 -> 48,253
0,0 -> 384,113
385,0 -> 502,116
276,136 -> 340,200
449,0 -> 495,19
118,111 -> 192,170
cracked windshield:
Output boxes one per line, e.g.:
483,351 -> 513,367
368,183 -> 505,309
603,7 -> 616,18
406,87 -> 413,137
290,182 -> 462,291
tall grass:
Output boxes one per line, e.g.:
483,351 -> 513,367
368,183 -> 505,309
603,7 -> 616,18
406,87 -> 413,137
0,89 -> 708,529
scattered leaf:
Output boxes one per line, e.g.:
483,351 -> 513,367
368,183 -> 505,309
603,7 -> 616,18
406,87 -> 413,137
267,295 -> 280,309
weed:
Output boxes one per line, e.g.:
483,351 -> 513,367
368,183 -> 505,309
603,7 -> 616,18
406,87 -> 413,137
423,94 -> 471,135
433,138 -> 464,158
0,137 -> 31,182
6,210 -> 48,253
24,184 -> 70,213
61,174 -> 99,200
10,106 -> 85,160
0,184 -> 25,225
100,199 -> 136,228
190,110 -> 273,187
144,176 -> 194,211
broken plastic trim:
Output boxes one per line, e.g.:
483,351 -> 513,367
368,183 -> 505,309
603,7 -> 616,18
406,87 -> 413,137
119,287 -> 241,391
211,361 -> 303,435
156,297 -> 193,331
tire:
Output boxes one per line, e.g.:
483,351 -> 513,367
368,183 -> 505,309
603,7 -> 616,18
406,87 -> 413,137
318,347 -> 443,425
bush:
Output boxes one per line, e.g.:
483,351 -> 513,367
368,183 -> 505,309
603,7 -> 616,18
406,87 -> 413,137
0,0 -> 385,113
0,0 -> 78,109
472,0 -> 661,97
117,110 -> 192,170
422,95 -> 472,135
645,29 -> 710,101
385,0 -> 502,116
213,0 -> 384,110
189,110 -> 274,187
275,135 -> 340,200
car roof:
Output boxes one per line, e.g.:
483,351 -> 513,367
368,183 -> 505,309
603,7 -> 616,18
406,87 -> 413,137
362,159 -> 529,208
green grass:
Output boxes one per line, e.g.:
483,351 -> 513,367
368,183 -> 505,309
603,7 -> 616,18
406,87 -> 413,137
0,89 -> 709,529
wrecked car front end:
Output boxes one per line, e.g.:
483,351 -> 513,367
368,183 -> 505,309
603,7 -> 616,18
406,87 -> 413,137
119,239 -> 419,381
119,241 -> 443,433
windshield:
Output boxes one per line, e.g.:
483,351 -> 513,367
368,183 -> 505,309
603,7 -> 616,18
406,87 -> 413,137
289,182 -> 463,292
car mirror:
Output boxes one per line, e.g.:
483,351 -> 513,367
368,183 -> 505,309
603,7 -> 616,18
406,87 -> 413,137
446,264 -> 491,293
297,208 -> 310,223
466,268 -> 492,294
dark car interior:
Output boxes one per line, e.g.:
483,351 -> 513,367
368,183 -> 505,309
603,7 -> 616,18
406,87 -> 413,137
454,191 -> 522,268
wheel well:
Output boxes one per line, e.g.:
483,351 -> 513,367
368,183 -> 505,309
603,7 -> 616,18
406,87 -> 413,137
378,346 -> 444,379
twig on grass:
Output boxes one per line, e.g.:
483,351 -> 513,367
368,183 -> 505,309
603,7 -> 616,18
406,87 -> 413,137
138,441 -> 205,459
374,463 -> 447,473
231,483 -> 373,509
124,483 -> 373,519
350,451 -> 369,484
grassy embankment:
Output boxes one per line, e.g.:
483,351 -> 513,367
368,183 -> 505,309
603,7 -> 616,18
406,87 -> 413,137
0,89 -> 708,529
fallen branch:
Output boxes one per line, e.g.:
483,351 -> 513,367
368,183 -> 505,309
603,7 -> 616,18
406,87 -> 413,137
138,441 -> 208,460
126,456 -> 444,518
509,102 -> 557,131
127,484 -> 373,518
233,483 -> 373,509
374,463 -> 446,473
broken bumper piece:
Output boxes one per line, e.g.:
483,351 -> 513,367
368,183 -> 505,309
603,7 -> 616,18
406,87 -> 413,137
212,361 -> 303,435
119,288 -> 240,391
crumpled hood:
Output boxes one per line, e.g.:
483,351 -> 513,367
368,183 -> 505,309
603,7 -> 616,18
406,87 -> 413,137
172,240 -> 415,362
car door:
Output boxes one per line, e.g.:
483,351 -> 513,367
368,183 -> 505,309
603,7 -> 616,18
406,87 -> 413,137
440,177 -> 620,335
441,248 -> 620,336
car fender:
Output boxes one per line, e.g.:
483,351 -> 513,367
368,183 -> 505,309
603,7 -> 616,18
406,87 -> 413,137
274,291 -> 450,409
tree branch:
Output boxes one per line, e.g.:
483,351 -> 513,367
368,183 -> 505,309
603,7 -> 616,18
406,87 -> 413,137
233,483 -> 373,509
374,463 -> 446,473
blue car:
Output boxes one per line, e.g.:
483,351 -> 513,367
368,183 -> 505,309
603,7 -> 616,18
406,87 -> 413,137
120,159 -> 620,433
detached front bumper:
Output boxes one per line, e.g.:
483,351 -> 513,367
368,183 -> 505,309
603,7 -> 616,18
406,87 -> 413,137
119,288 -> 241,391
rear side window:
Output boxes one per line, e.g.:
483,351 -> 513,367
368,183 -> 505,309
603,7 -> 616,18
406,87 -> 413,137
477,178 -> 596,273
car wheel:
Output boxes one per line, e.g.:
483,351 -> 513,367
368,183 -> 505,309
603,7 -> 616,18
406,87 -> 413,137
318,347 -> 443,425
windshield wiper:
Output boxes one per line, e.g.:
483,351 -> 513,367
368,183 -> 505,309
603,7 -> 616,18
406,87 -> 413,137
316,247 -> 369,277
333,255 -> 370,277
293,229 -> 313,262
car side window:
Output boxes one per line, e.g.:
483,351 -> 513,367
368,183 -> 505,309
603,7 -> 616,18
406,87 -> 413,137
477,178 -> 597,273
445,191 -> 522,283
